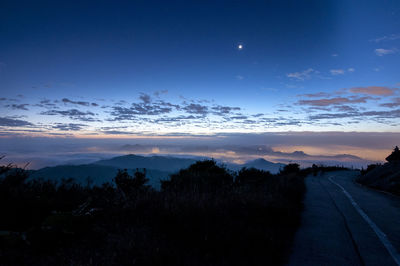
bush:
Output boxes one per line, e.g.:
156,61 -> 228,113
0,159 -> 305,266
386,146 -> 400,162
280,163 -> 300,175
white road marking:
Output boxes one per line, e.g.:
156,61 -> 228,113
328,176 -> 400,266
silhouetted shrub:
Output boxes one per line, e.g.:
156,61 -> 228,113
361,163 -> 381,175
161,160 -> 233,192
280,163 -> 300,175
0,159 -> 305,266
386,146 -> 400,162
236,167 -> 272,190
114,168 -> 149,194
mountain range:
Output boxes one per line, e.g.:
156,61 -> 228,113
28,154 -> 285,189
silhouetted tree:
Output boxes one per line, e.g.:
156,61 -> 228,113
235,167 -> 272,189
162,160 -> 233,192
114,169 -> 149,195
386,146 -> 400,162
280,163 -> 300,175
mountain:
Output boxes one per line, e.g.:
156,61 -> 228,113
29,164 -> 171,189
28,154 -> 285,189
243,158 -> 284,173
94,154 -> 197,172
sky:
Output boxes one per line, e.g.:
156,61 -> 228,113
1,0 -> 400,167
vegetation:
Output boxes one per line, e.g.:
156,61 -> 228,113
0,159 -> 305,265
357,146 -> 400,195
385,146 -> 400,163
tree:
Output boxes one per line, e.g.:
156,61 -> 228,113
161,160 -> 233,192
280,163 -> 300,175
114,169 -> 149,195
386,146 -> 400,162
235,167 -> 272,188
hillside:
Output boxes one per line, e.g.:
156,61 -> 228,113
29,164 -> 170,189
94,154 -> 198,172
28,155 -> 285,189
357,162 -> 400,195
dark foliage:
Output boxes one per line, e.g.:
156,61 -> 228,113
357,147 -> 400,195
360,163 -> 381,175
279,163 -> 300,175
386,146 -> 400,162
0,159 -> 305,266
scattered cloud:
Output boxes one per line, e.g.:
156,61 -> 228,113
287,68 -> 316,81
139,93 -> 151,104
0,117 -> 33,127
347,68 -> 355,72
309,109 -> 400,120
211,105 -> 241,116
349,86 -> 396,96
298,92 -> 331,98
380,97 -> 400,108
5,104 -> 29,110
153,90 -> 168,97
183,103 -> 208,115
52,123 -> 87,131
330,69 -> 345,75
40,109 -> 98,122
375,48 -> 398,56
298,96 -> 374,106
236,75 -> 244,80
370,33 -> 400,43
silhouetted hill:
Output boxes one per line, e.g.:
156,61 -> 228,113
93,154 -> 198,172
29,164 -> 170,189
243,158 -> 284,173
27,154 -> 285,189
357,162 -> 400,195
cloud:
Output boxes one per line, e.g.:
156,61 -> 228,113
330,69 -> 345,75
35,99 -> 58,109
375,48 -> 398,56
0,117 -> 33,127
153,90 -> 168,97
349,86 -> 396,96
347,68 -> 355,72
211,105 -> 241,116
309,109 -> 400,120
298,92 -> 331,98
183,103 -> 208,115
334,105 -> 358,112
298,96 -> 373,106
380,97 -> 400,108
5,104 -> 29,110
40,109 -> 98,122
109,103 -> 175,121
62,98 -> 98,107
236,75 -> 244,80
370,34 -> 400,43
286,68 -> 316,81
52,123 -> 87,131
139,93 -> 151,104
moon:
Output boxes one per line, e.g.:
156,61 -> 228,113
238,44 -> 243,50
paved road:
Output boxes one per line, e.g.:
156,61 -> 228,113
288,170 -> 400,266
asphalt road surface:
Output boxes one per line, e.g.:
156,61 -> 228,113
288,170 -> 400,266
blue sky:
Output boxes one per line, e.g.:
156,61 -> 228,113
1,0 -> 400,164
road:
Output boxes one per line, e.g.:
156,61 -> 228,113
288,170 -> 400,266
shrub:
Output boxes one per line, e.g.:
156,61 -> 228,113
386,146 -> 400,162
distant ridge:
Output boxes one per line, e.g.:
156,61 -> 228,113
28,154 -> 285,189
94,154 -> 198,172
243,158 -> 284,173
